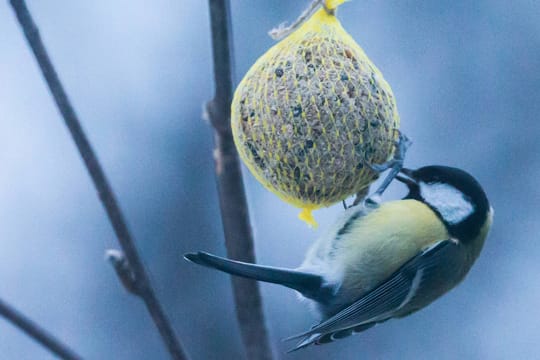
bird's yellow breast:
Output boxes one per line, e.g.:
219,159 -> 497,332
335,200 -> 449,296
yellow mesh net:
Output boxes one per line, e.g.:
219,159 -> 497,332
231,1 -> 400,226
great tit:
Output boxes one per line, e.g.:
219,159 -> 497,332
185,165 -> 493,351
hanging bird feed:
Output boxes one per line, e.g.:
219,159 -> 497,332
231,0 -> 400,226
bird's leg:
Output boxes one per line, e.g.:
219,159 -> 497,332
365,131 -> 412,205
351,186 -> 370,207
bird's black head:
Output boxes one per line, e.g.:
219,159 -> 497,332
396,165 -> 491,242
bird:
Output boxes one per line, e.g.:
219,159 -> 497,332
184,165 -> 493,351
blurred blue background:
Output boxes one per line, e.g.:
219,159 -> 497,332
1,0 -> 539,359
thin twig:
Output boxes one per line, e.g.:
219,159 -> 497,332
206,1 -> 274,359
9,1 -> 188,359
0,298 -> 83,360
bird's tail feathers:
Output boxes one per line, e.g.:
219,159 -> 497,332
184,251 -> 326,301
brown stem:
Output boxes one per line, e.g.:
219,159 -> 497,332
9,1 -> 188,359
206,1 -> 274,359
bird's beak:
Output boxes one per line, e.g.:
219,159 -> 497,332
396,168 -> 417,186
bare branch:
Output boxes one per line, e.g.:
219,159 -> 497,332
9,1 -> 188,359
206,1 -> 274,359
0,298 -> 83,360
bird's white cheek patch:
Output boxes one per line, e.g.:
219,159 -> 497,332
420,183 -> 474,224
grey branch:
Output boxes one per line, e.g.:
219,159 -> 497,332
9,1 -> 188,359
206,1 -> 274,359
0,298 -> 83,360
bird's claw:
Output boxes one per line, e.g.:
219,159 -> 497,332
369,162 -> 390,173
364,194 -> 381,208
368,132 -> 411,173
366,131 -> 412,202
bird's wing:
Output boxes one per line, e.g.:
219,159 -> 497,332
286,239 -> 461,351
